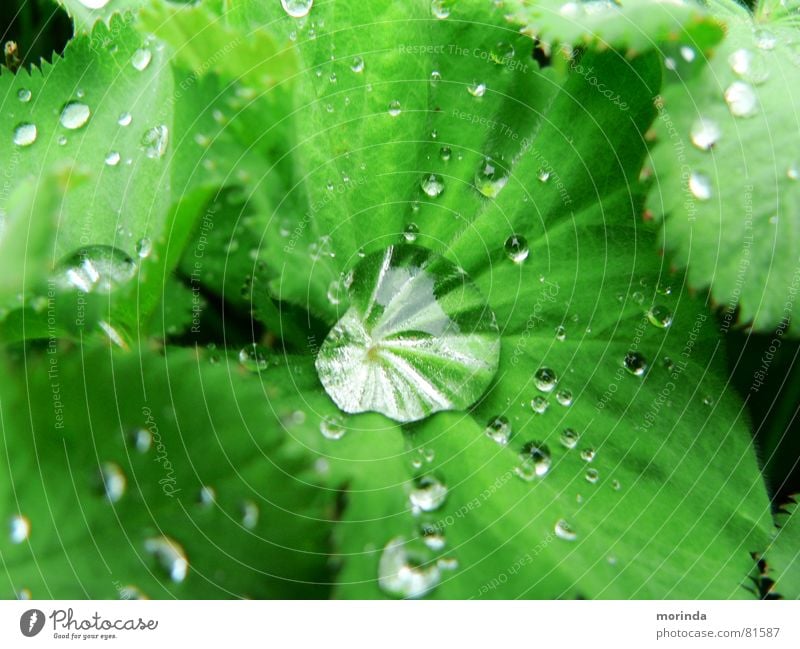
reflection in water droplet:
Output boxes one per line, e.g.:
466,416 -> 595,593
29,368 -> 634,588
142,124 -> 169,158
623,351 -> 648,376
280,0 -> 314,18
724,81 -> 758,117
647,305 -> 673,328
351,56 -> 364,73
320,414 -> 346,440
554,519 -> 577,541
403,223 -> 420,243
431,0 -> 450,19
420,173 -> 444,197
144,536 -> 189,583
556,389 -> 573,406
504,234 -> 529,262
17,88 -> 31,102
580,448 -> 596,463
9,515 -> 30,544
475,157 -> 509,198
13,123 -> 37,147
555,325 -> 566,341
409,476 -> 447,512
99,462 -> 127,502
690,118 -> 721,151
56,245 -> 137,294
534,367 -> 557,392
530,395 -> 548,414
135,238 -> 152,258
520,441 -> 551,477
131,47 -> 152,71
315,246 -> 500,422
560,428 -> 579,449
485,415 -> 511,445
439,146 -> 451,161
378,536 -> 440,599
60,101 -> 91,129
585,468 -> 599,484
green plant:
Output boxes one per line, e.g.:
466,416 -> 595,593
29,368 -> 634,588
0,0 -> 798,599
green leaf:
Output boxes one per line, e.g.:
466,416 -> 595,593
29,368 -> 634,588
55,0 -> 151,32
505,0 -> 724,52
765,497 -> 800,598
648,2 -> 800,333
0,345 -> 332,598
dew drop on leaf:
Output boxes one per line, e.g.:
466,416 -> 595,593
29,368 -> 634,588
724,81 -> 758,117
647,305 -> 673,328
240,500 -> 260,529
56,245 -> 137,294
531,395 -> 549,414
135,237 -> 152,258
131,47 -> 152,71
141,124 -> 169,158
403,223 -> 420,243
585,468 -> 599,484
580,448 -> 596,462
688,171 -> 712,201
13,123 -> 36,147
475,157 -> 509,198
560,427 -> 579,449
555,325 -> 566,341
280,0 -> 313,18
238,343 -> 268,372
99,462 -> 127,503
319,414 -> 346,440
104,151 -> 121,166
60,101 -> 91,130
421,524 -> 446,551
387,100 -> 401,117
754,28 -> 777,51
420,173 -> 444,197
431,0 -> 450,19
728,48 -> 769,84
556,389 -> 573,406
350,56 -> 364,73
144,536 -> 189,583
689,118 -> 721,151
554,519 -> 577,541
623,351 -> 648,376
118,112 -> 132,127
118,585 -> 148,600
534,367 -> 557,392
504,234 -> 529,262
17,88 -> 31,103
485,415 -> 511,445
439,146 -> 451,161
409,475 -> 448,512
467,81 -> 487,97
378,537 -> 440,599
9,515 -> 30,544
130,427 -> 152,453
520,441 -> 551,477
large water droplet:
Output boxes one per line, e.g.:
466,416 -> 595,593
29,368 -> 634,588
690,118 -> 721,151
420,173 -> 444,197
378,537 -> 440,599
431,0 -> 450,19
13,123 -> 37,147
554,518 -> 577,541
623,351 -> 648,376
688,171 -> 712,201
104,150 -> 121,166
409,475 -> 448,512
647,305 -> 673,328
142,124 -> 169,158
534,367 -> 557,392
17,88 -> 31,103
724,81 -> 758,117
131,47 -> 152,71
504,234 -> 529,262
531,395 -> 549,414
315,246 -> 500,423
485,415 -> 511,445
280,0 -> 313,18
56,245 -> 137,294
118,112 -> 132,127
60,101 -> 91,130
144,536 -> 189,583
475,157 -> 508,198
519,441 -> 551,477
320,414 -> 346,440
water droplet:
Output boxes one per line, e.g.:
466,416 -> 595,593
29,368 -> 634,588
554,518 -> 577,541
388,100 -> 402,117
556,389 -> 573,406
585,468 -> 599,484
241,500 -> 260,529
135,237 -> 152,258
57,135 -> 67,146
9,515 -> 30,544
17,88 -> 31,103
555,325 -> 566,341
430,70 -> 442,85
504,234 -> 529,262
690,118 -> 721,151
144,536 -> 189,583
99,462 -> 127,502
320,414 -> 346,440
534,367 -> 557,392
788,163 -> 800,181
13,123 -> 36,147
754,28 -> 776,51
421,525 -> 445,551
679,46 -> 695,62
611,479 -> 621,491
131,47 -> 152,71
520,441 -> 551,477
56,245 -> 137,294
327,278 -> 344,305
130,427 -> 152,453
104,150 -> 121,166
647,305 -> 673,328
141,124 -> 169,158
475,157 -> 509,198
409,475 -> 447,512
60,101 -> 91,130
403,223 -> 420,243
118,585 -> 148,600
280,0 -> 313,18
197,485 -> 216,508
531,395 -> 549,414
467,81 -> 486,98
350,56 -> 364,73
439,146 -> 451,161
378,537 -> 440,599
420,173 -> 444,197
239,343 -> 269,372
724,81 -> 758,117
688,171 -> 712,201
485,415 -> 511,445
431,0 -> 450,19
728,48 -> 769,84
491,41 -> 515,63
560,428 -> 579,449
537,168 -> 551,182
623,351 -> 648,376
118,112 -> 132,126
580,447 -> 596,463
